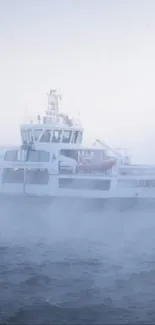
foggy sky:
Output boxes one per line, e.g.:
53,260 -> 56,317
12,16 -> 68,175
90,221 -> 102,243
0,0 -> 155,163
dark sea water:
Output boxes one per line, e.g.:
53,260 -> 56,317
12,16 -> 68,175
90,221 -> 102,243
1,197 -> 155,324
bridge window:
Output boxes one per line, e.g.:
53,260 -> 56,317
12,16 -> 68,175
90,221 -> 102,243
78,131 -> 83,143
26,169 -> 49,185
72,131 -> 79,143
5,150 -> 17,161
27,129 -> 34,143
34,129 -> 42,141
40,130 -> 52,142
21,129 -> 27,143
52,130 -> 62,143
62,130 -> 71,143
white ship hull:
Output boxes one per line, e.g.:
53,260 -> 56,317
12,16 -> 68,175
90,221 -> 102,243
1,164 -> 155,199
0,163 -> 155,212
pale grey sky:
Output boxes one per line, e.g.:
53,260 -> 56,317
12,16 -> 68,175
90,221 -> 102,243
0,0 -> 155,162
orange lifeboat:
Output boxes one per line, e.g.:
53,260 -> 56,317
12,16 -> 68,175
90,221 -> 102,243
77,156 -> 116,173
100,157 -> 116,170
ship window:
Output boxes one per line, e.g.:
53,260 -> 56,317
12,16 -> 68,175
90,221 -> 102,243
27,129 -> 33,143
39,150 -> 50,162
2,168 -> 24,184
52,130 -> 62,143
27,151 -> 39,162
26,168 -> 49,185
78,131 -> 83,143
27,150 -> 50,162
5,150 -> 17,161
23,130 -> 28,143
72,131 -> 79,143
60,149 -> 78,161
40,130 -> 52,142
34,129 -> 42,141
62,130 -> 71,143
59,178 -> 111,190
21,129 -> 26,142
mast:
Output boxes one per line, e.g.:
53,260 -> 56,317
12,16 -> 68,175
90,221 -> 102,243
45,89 -> 62,123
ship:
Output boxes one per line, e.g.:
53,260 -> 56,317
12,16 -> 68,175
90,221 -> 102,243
0,88 -> 155,209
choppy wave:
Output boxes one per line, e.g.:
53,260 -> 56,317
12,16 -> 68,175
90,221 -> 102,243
1,197 -> 155,323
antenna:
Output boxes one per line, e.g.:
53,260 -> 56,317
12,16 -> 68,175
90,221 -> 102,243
45,89 -> 62,123
23,101 -> 29,123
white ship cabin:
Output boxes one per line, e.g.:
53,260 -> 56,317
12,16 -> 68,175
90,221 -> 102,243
0,145 -> 117,196
20,89 -> 83,151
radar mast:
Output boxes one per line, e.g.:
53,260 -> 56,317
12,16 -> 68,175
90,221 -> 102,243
45,89 -> 62,123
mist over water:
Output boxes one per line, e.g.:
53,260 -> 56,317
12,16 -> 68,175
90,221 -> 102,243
1,198 -> 155,324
